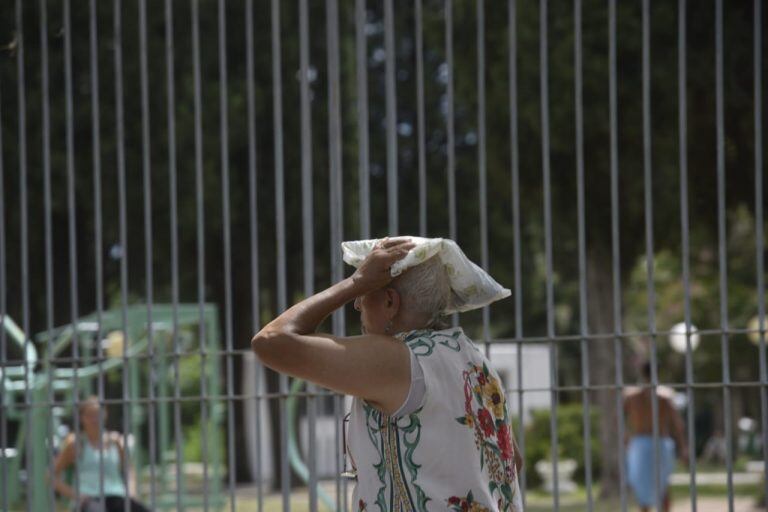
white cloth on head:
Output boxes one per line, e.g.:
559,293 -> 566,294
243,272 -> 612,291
341,236 -> 511,314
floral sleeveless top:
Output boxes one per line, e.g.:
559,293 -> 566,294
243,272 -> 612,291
347,328 -> 523,512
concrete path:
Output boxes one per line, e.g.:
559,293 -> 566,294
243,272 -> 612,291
670,472 -> 763,486
672,497 -> 761,512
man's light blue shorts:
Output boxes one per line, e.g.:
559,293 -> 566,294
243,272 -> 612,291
626,435 -> 676,507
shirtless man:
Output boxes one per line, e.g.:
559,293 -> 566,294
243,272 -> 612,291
624,362 -> 688,512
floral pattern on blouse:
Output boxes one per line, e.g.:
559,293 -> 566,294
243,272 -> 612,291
362,403 -> 430,512
447,490 -> 491,512
455,362 -> 518,511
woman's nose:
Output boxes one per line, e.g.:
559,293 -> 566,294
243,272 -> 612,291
353,297 -> 361,311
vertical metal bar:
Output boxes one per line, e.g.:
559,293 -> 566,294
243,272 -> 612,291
137,0 -> 157,506
14,2 -> 33,509
164,0 -> 185,508
64,0 -> 81,361
39,0 -> 58,507
608,2 -> 627,509
299,0 -> 314,308
327,0 -> 344,333
113,2 -> 134,511
356,0 -> 370,240
190,0 -> 211,508
0,70 -> 6,512
245,0 -> 264,508
415,0 -> 427,236
298,0 -> 318,509
573,1 -> 593,508
327,0 -> 346,508
508,0 -> 526,504
88,0 -> 108,508
754,0 -> 768,504
714,1 -> 735,509
271,0 -> 287,342
477,0 -> 491,353
641,2 -> 664,510
64,0 -> 85,507
677,1 -> 698,509
445,0 -> 458,327
354,3 -> 370,503
539,1 -> 559,509
270,1 -> 290,509
353,4 -> 370,509
354,0 -> 372,500
445,0 -> 456,243
334,393 -> 343,512
116,2 -> 140,510
216,1 -> 237,509
384,0 -> 398,235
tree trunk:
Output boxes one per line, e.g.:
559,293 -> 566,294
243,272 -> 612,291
233,286 -> 257,483
230,294 -> 292,490
586,249 -> 624,499
230,269 -> 295,489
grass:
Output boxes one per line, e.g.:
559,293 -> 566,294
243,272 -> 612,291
220,481 -> 765,512
9,479 -> 765,511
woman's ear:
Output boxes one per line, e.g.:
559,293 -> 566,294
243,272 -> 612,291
385,287 -> 401,315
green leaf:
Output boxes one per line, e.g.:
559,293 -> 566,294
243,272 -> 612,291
486,442 -> 502,456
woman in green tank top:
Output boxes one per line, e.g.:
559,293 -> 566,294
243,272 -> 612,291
51,396 -> 150,512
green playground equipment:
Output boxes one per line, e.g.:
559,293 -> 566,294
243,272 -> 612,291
286,378 -> 338,512
0,304 -> 225,510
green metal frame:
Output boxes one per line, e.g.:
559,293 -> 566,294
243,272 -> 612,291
286,378 -> 337,511
1,304 -> 225,510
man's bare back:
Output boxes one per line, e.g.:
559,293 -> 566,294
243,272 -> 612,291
624,387 -> 680,438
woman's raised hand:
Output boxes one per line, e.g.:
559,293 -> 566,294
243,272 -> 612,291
351,238 -> 415,293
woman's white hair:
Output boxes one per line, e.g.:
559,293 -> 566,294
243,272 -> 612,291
391,255 -> 452,328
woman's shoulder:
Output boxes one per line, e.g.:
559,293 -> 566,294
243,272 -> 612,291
61,432 -> 78,450
106,431 -> 124,448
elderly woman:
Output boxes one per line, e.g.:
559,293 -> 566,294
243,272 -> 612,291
252,237 -> 523,511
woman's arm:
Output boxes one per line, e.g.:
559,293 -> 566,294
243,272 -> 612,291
258,276 -> 363,336
256,238 -> 414,336
512,435 -> 523,474
252,238 -> 415,413
113,432 -> 137,496
667,399 -> 689,463
50,435 -> 82,501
